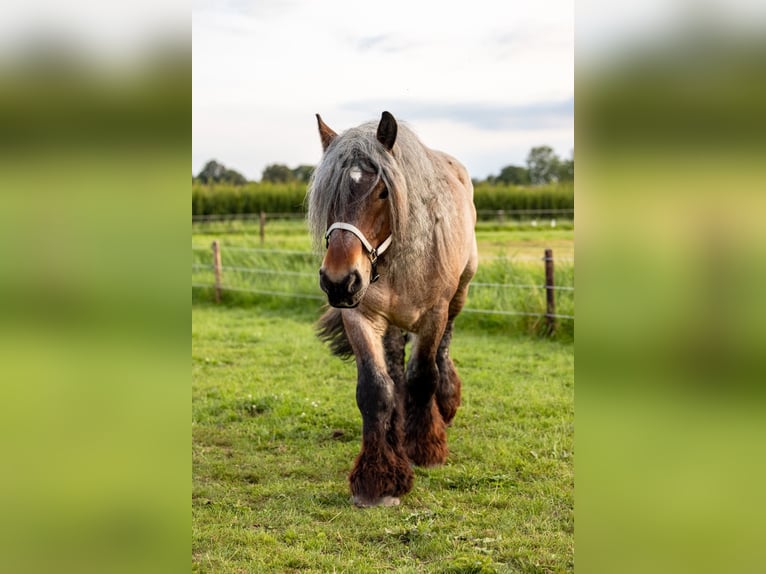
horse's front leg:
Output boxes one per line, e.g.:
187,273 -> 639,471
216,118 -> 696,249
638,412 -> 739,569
344,312 -> 413,507
404,307 -> 450,467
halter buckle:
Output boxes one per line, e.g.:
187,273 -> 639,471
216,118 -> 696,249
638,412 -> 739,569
369,249 -> 380,283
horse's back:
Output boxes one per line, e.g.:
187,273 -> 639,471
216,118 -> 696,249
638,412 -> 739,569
431,150 -> 476,220
425,149 -> 478,291
434,151 -> 472,190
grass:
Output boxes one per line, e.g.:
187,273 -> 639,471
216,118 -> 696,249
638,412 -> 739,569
474,224 -> 574,261
192,217 -> 574,571
192,303 -> 573,573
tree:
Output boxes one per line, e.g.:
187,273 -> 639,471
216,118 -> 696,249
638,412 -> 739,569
223,168 -> 247,185
496,164 -> 530,185
557,159 -> 574,182
526,146 -> 560,184
291,164 -> 314,183
197,160 -> 226,184
261,163 -> 293,183
196,159 -> 247,185
557,149 -> 574,182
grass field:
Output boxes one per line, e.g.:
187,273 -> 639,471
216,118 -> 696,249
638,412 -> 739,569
192,219 -> 574,572
192,304 -> 573,573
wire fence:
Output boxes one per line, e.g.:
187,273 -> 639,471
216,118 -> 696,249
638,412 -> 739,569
191,243 -> 574,325
191,244 -> 575,264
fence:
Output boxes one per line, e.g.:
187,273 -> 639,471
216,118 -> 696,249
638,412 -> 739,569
192,242 -> 574,335
192,209 -> 574,244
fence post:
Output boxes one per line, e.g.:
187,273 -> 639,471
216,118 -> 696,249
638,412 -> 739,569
212,240 -> 222,303
544,248 -> 556,335
259,211 -> 266,245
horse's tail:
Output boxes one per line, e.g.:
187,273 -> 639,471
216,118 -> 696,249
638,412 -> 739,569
316,307 -> 354,360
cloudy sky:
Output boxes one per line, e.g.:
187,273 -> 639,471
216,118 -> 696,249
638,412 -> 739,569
192,0 -> 574,181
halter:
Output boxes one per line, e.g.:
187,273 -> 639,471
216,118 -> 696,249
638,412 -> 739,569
325,222 -> 392,283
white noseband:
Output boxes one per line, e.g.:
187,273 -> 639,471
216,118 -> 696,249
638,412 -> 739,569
325,222 -> 392,282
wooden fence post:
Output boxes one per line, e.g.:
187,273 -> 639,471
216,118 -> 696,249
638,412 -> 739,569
259,211 -> 266,245
544,248 -> 556,335
212,240 -> 222,303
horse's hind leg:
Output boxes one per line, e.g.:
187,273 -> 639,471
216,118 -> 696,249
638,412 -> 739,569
403,309 -> 449,467
345,315 -> 413,507
435,320 -> 461,425
436,255 -> 476,425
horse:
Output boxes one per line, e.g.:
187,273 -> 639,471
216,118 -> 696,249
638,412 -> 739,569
306,111 -> 477,507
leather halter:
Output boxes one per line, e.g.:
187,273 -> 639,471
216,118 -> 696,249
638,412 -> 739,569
325,222 -> 392,283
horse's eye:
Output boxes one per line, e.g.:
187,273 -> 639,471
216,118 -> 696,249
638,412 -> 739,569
379,189 -> 389,200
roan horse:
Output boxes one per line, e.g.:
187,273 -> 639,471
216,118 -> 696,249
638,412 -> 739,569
306,111 -> 477,507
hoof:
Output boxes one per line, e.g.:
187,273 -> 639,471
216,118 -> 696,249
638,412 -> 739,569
405,401 -> 448,467
353,495 -> 400,508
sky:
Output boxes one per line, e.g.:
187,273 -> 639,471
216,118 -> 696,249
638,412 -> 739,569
192,0 -> 574,181
2,0 -> 761,183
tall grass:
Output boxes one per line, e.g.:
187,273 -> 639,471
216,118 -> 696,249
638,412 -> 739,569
461,257 -> 574,340
192,181 -> 573,218
192,181 -> 307,216
472,181 -> 573,215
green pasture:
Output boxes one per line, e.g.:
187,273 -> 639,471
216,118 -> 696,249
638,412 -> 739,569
192,219 -> 574,572
192,305 -> 573,573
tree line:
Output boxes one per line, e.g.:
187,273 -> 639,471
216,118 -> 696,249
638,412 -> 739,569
193,145 -> 573,186
490,146 -> 574,185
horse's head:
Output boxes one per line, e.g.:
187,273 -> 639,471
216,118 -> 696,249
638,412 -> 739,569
314,112 -> 398,308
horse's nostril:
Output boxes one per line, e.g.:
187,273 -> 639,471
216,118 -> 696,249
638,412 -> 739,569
320,269 -> 364,306
319,269 -> 330,293
346,270 -> 363,295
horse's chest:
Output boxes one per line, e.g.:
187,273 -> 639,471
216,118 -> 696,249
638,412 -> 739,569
380,288 -> 439,332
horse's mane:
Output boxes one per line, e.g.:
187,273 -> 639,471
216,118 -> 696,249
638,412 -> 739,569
306,120 -> 457,285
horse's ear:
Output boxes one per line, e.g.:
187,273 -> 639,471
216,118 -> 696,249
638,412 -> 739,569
376,111 -> 397,152
316,114 -> 337,151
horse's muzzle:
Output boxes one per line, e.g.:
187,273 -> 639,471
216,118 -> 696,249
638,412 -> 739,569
319,268 -> 365,308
